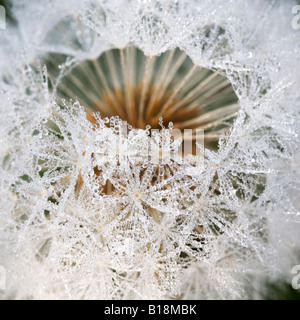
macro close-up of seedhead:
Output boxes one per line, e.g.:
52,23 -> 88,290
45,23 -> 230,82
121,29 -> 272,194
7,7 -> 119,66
0,0 -> 300,300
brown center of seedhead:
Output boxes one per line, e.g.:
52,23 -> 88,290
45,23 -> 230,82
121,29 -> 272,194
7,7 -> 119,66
47,46 -> 239,151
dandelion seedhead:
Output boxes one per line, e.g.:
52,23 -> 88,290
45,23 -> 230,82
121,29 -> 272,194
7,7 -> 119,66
0,0 -> 300,300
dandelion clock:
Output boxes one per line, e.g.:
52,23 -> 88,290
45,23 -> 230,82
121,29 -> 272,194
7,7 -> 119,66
0,0 -> 300,300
